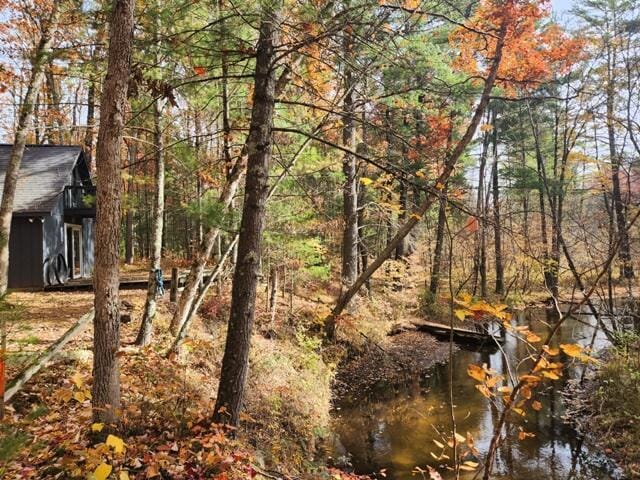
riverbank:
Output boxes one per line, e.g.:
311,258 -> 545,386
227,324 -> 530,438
0,258 -> 451,479
565,335 -> 640,478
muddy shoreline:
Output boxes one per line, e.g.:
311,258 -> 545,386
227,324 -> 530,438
332,331 -> 453,404
563,366 -> 629,479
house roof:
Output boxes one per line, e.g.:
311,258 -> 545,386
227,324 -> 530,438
0,145 -> 84,215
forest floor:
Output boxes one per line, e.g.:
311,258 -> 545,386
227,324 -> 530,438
0,250 -> 455,479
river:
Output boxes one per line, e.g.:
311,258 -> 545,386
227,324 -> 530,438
331,308 -> 623,479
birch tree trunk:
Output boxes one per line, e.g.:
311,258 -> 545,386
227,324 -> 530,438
91,0 -> 135,424
0,2 -> 60,296
213,5 -> 280,427
136,99 -> 165,346
341,22 -> 358,288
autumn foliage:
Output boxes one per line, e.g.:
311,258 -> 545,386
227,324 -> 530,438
450,0 -> 584,93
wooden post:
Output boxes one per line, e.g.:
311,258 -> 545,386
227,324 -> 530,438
170,267 -> 178,302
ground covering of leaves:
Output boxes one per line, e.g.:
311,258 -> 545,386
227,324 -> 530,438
0,288 -> 369,480
1,250 -> 451,479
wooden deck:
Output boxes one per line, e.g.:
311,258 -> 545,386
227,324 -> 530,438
410,319 -> 505,345
43,269 -> 213,292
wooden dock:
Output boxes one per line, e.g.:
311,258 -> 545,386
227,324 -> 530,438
409,320 -> 505,345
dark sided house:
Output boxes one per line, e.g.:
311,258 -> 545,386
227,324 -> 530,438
0,145 -> 96,289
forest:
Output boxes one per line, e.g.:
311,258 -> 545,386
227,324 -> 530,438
0,0 -> 639,478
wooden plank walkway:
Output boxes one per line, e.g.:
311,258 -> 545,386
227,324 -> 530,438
410,319 -> 505,345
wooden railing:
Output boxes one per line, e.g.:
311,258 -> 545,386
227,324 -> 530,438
63,185 -> 96,213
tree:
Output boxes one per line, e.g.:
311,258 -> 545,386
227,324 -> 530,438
91,0 -> 135,424
213,2 -> 281,427
0,0 -> 60,297
324,0 -> 512,338
136,2 -> 166,347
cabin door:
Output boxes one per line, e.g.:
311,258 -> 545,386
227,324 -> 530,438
65,224 -> 83,279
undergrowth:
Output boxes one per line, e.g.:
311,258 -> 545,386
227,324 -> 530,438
591,332 -> 640,477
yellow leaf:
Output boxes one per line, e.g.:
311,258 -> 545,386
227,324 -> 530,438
73,391 -> 86,403
542,345 -> 560,356
541,370 -> 560,380
475,384 -> 492,398
560,343 -> 583,358
91,423 -> 105,432
59,389 -> 73,403
519,374 -> 541,384
485,374 -> 503,388
459,465 -> 476,471
454,309 -> 467,321
106,434 -> 125,454
71,373 -> 84,388
454,432 -> 466,443
467,364 -> 485,382
463,461 -> 479,468
526,332 -> 541,343
433,439 -> 445,449
435,182 -> 445,190
94,463 -> 112,480
119,472 -> 130,480
360,177 -> 373,186
457,293 -> 472,304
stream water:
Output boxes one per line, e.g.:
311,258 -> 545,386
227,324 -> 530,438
331,308 -> 623,479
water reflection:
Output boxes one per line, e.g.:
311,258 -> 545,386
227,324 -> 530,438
331,309 -> 619,479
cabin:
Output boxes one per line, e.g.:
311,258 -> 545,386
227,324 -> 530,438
0,145 -> 96,289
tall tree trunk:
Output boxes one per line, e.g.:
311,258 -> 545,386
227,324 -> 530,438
395,179 -> 408,259
473,112 -> 491,297
124,140 -> 136,264
607,48 -> 633,279
212,6 -> 280,427
0,3 -> 60,296
341,25 -> 358,287
491,139 -> 504,295
91,0 -> 135,424
136,99 -> 165,346
45,65 -> 63,143
528,104 -> 553,292
429,191 -> 447,296
84,80 -> 96,166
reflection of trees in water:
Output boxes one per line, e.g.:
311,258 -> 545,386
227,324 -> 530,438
332,309 -> 611,479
